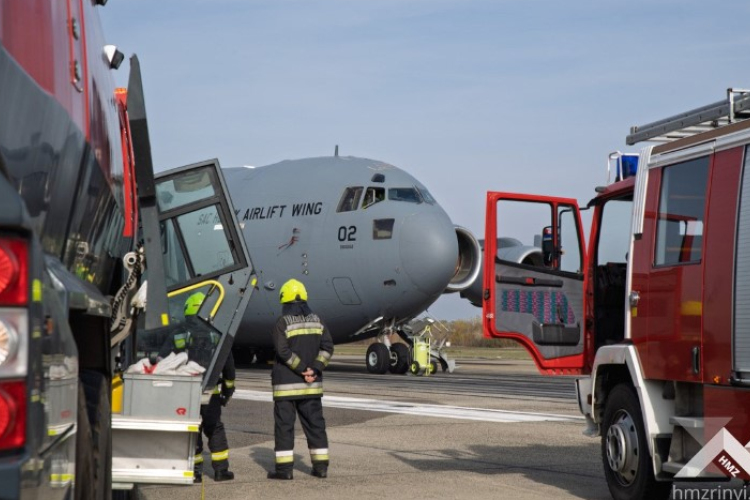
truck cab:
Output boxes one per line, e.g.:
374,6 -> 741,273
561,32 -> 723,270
483,89 -> 750,500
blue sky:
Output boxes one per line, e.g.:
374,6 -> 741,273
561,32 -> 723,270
100,0 -> 750,320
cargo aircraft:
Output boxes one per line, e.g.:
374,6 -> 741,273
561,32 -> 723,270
218,154 -> 483,374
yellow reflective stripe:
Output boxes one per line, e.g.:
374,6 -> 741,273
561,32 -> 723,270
50,473 -> 73,483
311,454 -> 329,461
273,387 -> 323,398
183,471 -> 194,478
194,454 -> 204,464
316,354 -> 330,367
32,280 -> 42,302
286,354 -> 301,370
212,386 -> 221,394
286,327 -> 323,338
174,333 -> 187,349
211,450 -> 229,461
224,380 -> 235,388
276,455 -> 294,464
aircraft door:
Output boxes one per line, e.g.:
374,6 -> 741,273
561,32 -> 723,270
153,160 -> 257,389
483,192 -> 587,374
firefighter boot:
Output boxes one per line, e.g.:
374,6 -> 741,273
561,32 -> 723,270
311,465 -> 328,478
215,470 -> 234,482
267,467 -> 293,480
193,470 -> 202,484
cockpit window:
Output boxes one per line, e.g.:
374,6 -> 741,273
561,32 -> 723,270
388,187 -> 422,204
337,186 -> 363,213
416,186 -> 436,205
373,219 -> 395,240
362,187 -> 385,209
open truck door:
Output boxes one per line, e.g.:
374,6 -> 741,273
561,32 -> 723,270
483,192 -> 587,374
111,160 -> 257,488
152,160 -> 255,391
111,57 -> 257,489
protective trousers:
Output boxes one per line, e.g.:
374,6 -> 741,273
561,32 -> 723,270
274,398 -> 329,472
194,394 -> 230,474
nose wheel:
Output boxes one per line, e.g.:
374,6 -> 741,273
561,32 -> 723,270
365,343 -> 390,374
388,343 -> 410,374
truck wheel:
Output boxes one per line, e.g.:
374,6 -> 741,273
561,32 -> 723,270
366,343 -> 390,374
83,372 -> 112,500
74,383 -> 95,500
601,384 -> 670,500
388,343 -> 410,374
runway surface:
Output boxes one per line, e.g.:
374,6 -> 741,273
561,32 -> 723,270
137,356 -> 613,500
136,356 -> 732,500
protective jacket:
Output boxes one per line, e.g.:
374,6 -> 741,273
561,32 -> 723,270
271,303 -> 334,400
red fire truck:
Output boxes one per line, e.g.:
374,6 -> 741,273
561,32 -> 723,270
0,2 -> 256,499
483,89 -> 750,500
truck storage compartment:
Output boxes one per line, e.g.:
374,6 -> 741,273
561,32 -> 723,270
112,373 -> 202,486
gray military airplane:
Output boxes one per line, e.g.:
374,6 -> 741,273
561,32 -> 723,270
222,155 -> 481,374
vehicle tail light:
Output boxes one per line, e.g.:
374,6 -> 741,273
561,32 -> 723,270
0,380 -> 26,451
0,239 -> 27,306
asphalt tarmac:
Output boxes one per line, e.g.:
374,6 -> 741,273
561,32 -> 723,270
134,356 -> 729,500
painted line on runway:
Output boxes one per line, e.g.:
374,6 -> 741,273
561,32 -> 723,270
233,389 -> 583,423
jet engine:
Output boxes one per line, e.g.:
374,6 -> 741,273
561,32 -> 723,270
444,225 -> 482,293
458,237 -> 544,307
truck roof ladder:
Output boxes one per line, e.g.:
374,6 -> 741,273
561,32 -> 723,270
626,88 -> 750,145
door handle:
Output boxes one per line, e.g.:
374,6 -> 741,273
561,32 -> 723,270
629,291 -> 640,307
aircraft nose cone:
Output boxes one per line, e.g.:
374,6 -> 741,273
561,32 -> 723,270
399,212 -> 458,295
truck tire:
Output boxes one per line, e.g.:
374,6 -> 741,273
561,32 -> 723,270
81,371 -> 112,500
601,384 -> 671,500
74,383 -> 95,500
366,343 -> 390,374
388,343 -> 410,374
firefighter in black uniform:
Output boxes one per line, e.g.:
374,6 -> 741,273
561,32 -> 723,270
159,292 -> 236,483
267,279 -> 334,480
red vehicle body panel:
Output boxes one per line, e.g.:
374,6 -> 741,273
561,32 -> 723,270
702,147 -> 742,386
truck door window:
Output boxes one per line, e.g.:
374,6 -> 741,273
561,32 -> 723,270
593,197 -> 633,348
596,198 -> 633,264
156,169 -> 217,212
496,199 -> 582,274
655,157 -> 709,266
176,205 -> 235,276
162,219 -> 190,287
558,206 -> 582,274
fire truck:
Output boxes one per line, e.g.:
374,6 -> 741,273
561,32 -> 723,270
483,89 -> 750,499
0,2 -> 256,499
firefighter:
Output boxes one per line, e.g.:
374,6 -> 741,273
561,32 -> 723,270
267,279 -> 334,480
162,292 -> 236,483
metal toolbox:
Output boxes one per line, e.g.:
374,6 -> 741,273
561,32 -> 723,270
122,373 -> 202,420
112,418 -> 200,486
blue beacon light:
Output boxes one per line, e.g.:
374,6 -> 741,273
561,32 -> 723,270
618,154 -> 639,180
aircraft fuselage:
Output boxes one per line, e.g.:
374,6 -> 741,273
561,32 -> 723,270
223,156 -> 459,349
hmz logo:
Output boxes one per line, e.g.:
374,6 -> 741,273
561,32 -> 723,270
716,455 -> 744,477
677,421 -> 750,480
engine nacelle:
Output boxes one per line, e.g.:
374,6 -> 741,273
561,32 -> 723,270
445,225 -> 482,293
458,238 -> 544,307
